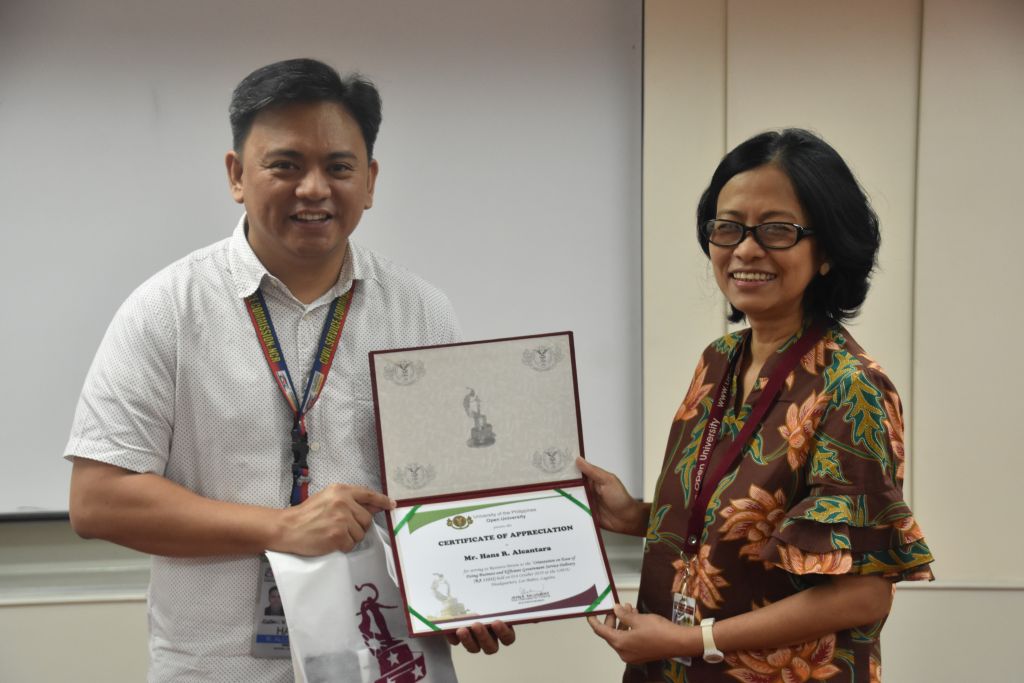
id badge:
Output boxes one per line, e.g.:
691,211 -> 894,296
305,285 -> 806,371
251,554 -> 290,658
670,592 -> 696,666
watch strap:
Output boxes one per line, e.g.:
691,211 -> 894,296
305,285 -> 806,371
700,617 -> 724,663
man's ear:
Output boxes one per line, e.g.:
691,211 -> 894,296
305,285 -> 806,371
364,159 -> 380,210
226,150 -> 244,204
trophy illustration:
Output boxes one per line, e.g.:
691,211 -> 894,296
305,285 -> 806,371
463,388 -> 496,447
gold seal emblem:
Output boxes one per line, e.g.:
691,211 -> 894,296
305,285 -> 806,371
446,515 -> 473,530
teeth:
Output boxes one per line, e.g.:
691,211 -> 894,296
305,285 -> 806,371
294,212 -> 328,221
732,272 -> 775,282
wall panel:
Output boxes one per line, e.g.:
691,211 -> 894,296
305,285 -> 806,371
725,0 -> 921,415
0,0 -> 643,511
914,0 -> 1024,581
642,0 -> 728,499
645,0 -> 1023,678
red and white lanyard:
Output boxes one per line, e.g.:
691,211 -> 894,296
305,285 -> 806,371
681,320 -> 827,555
244,285 -> 356,505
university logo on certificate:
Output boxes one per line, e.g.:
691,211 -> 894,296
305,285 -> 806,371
370,332 -> 618,636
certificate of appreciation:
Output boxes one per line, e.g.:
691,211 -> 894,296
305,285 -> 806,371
370,332 -> 618,636
392,485 -> 614,634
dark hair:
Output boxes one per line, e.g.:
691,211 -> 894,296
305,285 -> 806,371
696,128 -> 880,323
229,58 -> 382,160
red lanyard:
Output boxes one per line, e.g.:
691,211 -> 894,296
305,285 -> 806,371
682,321 -> 826,555
244,284 -> 356,505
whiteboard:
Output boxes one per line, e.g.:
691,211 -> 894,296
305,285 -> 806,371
0,0 -> 642,515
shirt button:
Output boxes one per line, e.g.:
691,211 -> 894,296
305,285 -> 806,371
687,535 -> 698,545
309,442 -> 321,452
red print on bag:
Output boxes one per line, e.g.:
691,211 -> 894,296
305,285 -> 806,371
356,583 -> 428,682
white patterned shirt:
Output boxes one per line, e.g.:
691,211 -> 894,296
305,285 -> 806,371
65,216 -> 461,683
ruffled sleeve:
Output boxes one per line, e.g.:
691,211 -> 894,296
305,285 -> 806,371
759,357 -> 934,581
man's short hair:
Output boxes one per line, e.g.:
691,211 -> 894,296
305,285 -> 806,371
229,58 -> 382,160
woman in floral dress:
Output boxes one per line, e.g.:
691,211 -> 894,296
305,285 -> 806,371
583,129 -> 933,683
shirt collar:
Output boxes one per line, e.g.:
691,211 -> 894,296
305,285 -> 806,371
228,215 -> 267,299
227,214 -> 371,300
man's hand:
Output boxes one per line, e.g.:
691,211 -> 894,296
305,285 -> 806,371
273,484 -> 395,555
69,458 -> 394,558
444,621 -> 516,655
587,603 -> 695,664
576,458 -> 649,536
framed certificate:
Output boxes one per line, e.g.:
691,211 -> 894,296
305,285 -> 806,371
370,332 -> 618,636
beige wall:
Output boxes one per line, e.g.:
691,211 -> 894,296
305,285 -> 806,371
0,521 -> 644,682
0,600 -> 149,681
643,0 -> 923,495
0,590 -> 641,683
642,1 -> 730,502
913,0 -> 1024,583
643,0 -> 1024,678
4,581 -> 1021,682
0,523 -> 641,683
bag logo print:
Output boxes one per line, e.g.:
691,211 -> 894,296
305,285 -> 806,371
356,582 -> 428,682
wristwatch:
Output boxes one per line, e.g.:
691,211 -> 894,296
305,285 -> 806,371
700,617 -> 725,664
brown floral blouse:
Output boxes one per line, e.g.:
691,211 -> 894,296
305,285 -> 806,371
626,323 -> 934,683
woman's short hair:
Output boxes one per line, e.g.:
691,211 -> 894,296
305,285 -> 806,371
229,58 -> 382,161
696,128 -> 880,323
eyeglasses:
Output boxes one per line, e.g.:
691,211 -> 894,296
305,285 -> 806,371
701,219 -> 815,250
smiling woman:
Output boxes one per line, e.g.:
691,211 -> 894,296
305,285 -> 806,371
696,129 -> 881,328
706,164 -> 823,340
582,129 -> 933,682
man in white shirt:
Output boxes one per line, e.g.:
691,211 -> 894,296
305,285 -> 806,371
66,58 -> 513,682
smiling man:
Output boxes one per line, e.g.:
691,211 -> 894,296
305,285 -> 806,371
65,58 -> 512,682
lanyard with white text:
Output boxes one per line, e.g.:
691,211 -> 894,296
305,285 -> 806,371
244,284 -> 356,505
681,320 -> 827,556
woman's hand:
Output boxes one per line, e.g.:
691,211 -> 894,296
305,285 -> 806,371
576,457 -> 650,536
587,603 -> 698,664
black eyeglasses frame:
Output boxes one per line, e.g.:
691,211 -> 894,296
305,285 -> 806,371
701,219 -> 816,251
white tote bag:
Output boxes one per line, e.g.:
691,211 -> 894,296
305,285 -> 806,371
267,525 -> 458,683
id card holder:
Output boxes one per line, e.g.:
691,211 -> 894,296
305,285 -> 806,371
670,592 -> 696,666
251,554 -> 290,658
